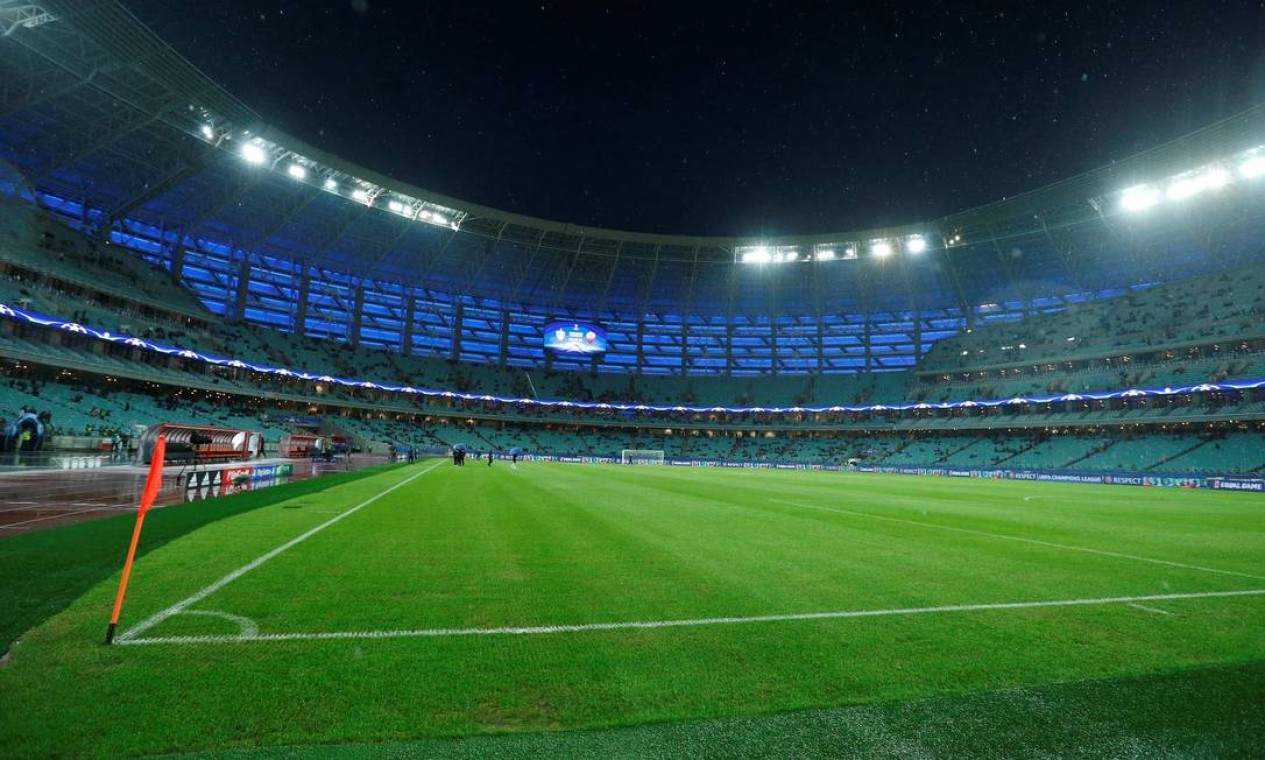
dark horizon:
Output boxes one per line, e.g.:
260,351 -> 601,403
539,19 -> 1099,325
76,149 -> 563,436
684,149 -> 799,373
125,0 -> 1265,236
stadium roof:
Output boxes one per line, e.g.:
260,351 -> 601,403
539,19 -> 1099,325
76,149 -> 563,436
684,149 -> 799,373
1,0 -> 1263,320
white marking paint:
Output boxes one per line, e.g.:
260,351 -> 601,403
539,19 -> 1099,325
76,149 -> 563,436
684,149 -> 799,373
773,500 -> 1265,581
175,609 -> 261,637
0,505 -> 117,528
116,461 -> 442,643
115,589 -> 1265,646
1128,603 -> 1173,616
0,501 -> 43,513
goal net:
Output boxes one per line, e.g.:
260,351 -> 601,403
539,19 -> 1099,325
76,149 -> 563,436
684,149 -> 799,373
620,449 -> 665,465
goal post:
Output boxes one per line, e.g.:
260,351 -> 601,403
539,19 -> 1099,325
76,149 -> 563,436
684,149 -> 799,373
620,449 -> 665,465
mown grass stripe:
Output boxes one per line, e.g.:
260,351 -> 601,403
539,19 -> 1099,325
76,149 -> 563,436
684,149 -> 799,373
773,499 -> 1265,580
116,461 -> 442,642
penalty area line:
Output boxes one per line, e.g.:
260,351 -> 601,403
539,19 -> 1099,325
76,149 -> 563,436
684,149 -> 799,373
115,588 -> 1265,646
116,460 -> 443,643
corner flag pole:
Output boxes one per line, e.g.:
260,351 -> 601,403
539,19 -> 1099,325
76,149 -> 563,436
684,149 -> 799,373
105,434 -> 166,645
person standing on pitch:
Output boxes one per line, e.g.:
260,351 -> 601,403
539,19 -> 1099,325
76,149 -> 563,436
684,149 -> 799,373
487,450 -> 494,467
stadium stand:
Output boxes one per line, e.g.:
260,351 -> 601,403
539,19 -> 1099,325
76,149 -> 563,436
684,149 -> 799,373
0,35 -> 1262,476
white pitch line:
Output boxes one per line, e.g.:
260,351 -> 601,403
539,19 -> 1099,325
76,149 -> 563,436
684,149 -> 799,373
116,461 -> 442,643
1128,603 -> 1173,616
773,500 -> 1265,581
176,609 -> 261,637
0,501 -> 42,513
114,589 -> 1265,646
0,505 -> 117,528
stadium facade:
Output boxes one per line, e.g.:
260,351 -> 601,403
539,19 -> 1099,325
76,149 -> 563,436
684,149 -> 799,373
0,0 -> 1263,477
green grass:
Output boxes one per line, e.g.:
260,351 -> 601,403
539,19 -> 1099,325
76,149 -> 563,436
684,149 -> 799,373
1,461 -> 1262,757
177,663 -> 1265,759
0,465 -> 399,655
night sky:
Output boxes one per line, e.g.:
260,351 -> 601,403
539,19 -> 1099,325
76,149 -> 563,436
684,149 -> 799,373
125,1 -> 1265,236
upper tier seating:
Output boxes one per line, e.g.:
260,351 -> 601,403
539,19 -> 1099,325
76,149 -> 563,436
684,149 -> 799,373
922,265 -> 1265,373
7,197 -> 1263,407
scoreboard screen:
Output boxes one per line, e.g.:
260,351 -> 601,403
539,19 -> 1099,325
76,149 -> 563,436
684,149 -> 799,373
543,321 -> 607,355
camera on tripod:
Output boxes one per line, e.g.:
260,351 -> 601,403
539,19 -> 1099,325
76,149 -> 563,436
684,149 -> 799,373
189,432 -> 213,446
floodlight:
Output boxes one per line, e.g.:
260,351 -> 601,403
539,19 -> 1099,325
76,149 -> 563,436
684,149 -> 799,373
388,200 -> 405,213
1205,168 -> 1232,189
871,241 -> 892,258
742,246 -> 772,263
816,248 -> 835,261
1167,168 -> 1231,201
1120,184 -> 1158,212
324,178 -> 338,191
843,246 -> 858,259
419,210 -> 433,220
1241,156 -> 1265,179
1166,177 -> 1199,201
287,164 -> 307,180
787,250 -> 799,261
351,188 -> 370,203
906,236 -> 927,254
240,143 -> 266,165
200,124 -> 214,140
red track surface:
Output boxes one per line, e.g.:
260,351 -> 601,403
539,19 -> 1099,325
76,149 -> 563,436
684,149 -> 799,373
0,455 -> 388,535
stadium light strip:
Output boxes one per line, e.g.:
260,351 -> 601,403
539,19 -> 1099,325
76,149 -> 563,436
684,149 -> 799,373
187,108 -> 465,231
187,104 -> 1260,256
2,301 -> 1262,418
736,234 -> 928,264
1115,144 -> 1265,214
740,142 -> 1265,262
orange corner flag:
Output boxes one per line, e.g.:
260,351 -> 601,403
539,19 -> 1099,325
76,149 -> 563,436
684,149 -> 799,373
137,435 -> 166,516
105,434 -> 167,644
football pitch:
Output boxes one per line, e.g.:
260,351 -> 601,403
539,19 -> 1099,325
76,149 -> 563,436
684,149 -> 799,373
2,460 -> 1263,757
